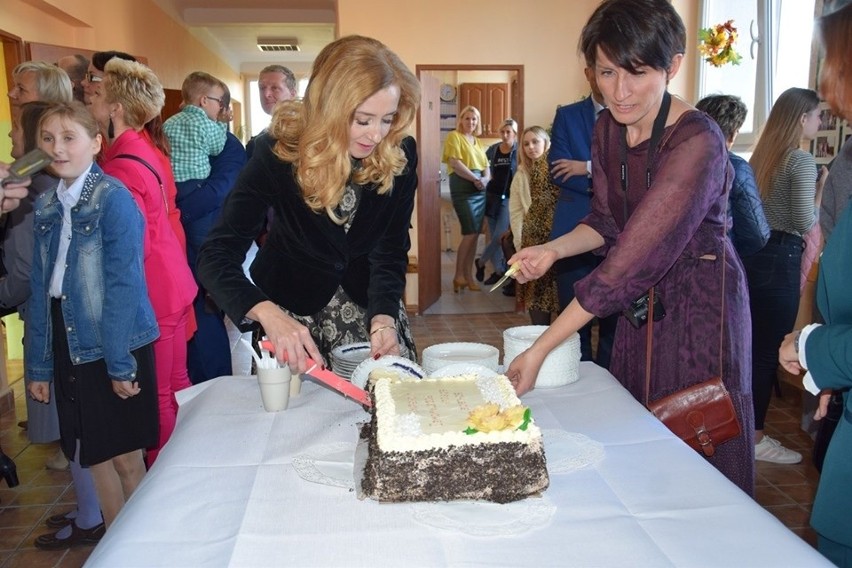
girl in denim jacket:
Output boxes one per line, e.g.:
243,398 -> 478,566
26,102 -> 159,530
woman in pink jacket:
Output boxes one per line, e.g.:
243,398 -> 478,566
88,57 -> 197,466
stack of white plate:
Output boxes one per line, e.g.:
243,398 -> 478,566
503,326 -> 580,388
330,342 -> 372,379
421,342 -> 500,375
350,356 -> 425,389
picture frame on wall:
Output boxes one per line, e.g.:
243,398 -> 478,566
814,132 -> 838,163
812,102 -> 844,164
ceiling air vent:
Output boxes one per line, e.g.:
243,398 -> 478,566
257,37 -> 300,52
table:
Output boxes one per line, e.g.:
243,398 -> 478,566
85,363 -> 829,567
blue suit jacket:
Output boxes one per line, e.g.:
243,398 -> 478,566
549,96 -> 595,240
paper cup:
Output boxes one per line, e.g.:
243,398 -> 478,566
290,373 -> 302,398
257,366 -> 292,412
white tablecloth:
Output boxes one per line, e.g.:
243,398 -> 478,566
85,363 -> 828,567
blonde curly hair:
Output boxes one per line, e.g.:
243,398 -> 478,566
268,35 -> 420,222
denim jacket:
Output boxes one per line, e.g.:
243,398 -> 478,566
25,163 -> 159,382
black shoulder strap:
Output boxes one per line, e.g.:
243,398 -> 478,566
114,154 -> 163,187
114,153 -> 169,214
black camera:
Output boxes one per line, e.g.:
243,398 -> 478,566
623,291 -> 666,329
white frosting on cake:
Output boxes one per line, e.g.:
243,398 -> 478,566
374,373 -> 542,452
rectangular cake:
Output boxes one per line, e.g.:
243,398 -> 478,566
360,372 -> 549,503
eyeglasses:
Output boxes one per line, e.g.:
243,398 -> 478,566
206,95 -> 224,106
85,72 -> 103,83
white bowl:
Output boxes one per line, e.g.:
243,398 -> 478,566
503,326 -> 580,388
421,342 -> 500,374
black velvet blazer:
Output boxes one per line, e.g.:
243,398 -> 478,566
196,134 -> 418,331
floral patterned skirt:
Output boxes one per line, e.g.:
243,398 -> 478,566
280,286 -> 417,364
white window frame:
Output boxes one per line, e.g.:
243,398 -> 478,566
697,0 -> 817,154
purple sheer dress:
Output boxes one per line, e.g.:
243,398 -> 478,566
575,109 -> 755,495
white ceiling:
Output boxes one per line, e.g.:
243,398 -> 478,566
150,0 -> 337,75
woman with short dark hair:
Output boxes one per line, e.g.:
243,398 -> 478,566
507,0 -> 754,494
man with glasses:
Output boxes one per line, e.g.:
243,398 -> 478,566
164,72 -> 241,384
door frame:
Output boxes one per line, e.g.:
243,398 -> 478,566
414,64 -> 523,314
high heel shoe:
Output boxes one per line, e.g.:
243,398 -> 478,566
453,278 -> 468,293
466,280 -> 481,292
0,451 -> 20,488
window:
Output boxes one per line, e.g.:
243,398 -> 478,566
247,77 -> 309,139
698,0 -> 816,152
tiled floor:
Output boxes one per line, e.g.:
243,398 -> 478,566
0,253 -> 822,565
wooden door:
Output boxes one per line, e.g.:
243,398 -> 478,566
485,83 -> 510,136
459,83 -> 510,137
416,73 -> 442,314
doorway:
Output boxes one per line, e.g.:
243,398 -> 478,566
415,64 -> 523,315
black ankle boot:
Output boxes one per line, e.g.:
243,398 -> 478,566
0,451 -> 19,488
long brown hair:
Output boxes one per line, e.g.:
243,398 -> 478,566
749,88 -> 819,199
268,35 -> 420,222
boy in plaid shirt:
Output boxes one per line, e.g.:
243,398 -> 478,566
164,71 -> 227,195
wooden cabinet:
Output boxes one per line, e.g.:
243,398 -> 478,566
459,83 -> 510,137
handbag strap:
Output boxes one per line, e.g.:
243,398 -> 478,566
114,153 -> 169,215
643,150 -> 730,407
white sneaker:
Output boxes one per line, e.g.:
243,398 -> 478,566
755,435 -> 802,464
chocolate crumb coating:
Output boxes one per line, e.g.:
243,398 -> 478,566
360,398 -> 549,504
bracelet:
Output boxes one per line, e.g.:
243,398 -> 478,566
794,330 -> 801,354
370,325 -> 395,337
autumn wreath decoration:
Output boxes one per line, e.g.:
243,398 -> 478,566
698,20 -> 743,67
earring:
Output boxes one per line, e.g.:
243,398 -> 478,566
107,116 -> 115,139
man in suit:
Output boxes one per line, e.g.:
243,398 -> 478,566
246,65 -> 297,158
549,66 -> 617,368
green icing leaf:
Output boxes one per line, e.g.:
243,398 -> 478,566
463,427 -> 479,435
517,408 -> 532,431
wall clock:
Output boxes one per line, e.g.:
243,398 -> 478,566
440,83 -> 456,102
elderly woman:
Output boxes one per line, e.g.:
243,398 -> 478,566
197,35 -> 420,371
87,58 -> 197,466
82,51 -> 186,249
507,0 -> 754,495
442,105 -> 491,292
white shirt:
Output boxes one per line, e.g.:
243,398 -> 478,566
799,323 -> 822,395
585,98 -> 606,176
49,166 -> 91,298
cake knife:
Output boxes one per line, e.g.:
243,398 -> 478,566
259,340 -> 372,407
489,262 -> 521,292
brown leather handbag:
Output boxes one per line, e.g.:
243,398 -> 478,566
643,256 -> 741,458
648,374 -> 740,457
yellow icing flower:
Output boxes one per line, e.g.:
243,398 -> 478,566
698,20 -> 742,68
466,404 -> 529,433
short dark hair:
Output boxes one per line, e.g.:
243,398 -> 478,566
259,64 -> 297,94
580,0 -> 686,74
695,95 -> 748,142
92,50 -> 136,72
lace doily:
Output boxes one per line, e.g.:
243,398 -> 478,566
291,442 -> 356,490
542,429 -> 605,474
410,496 -> 556,536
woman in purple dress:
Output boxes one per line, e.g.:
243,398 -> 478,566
506,0 -> 754,495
